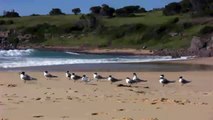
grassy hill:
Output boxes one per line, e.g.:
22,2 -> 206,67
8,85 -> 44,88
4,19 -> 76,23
0,11 -> 212,49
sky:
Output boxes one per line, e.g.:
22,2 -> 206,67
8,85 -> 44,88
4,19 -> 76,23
0,0 -> 181,16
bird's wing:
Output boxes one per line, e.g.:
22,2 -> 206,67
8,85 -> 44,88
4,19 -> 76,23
75,75 -> 82,79
25,75 -> 31,80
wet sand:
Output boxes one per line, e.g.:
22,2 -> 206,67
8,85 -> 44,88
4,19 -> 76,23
1,62 -> 213,72
0,71 -> 213,120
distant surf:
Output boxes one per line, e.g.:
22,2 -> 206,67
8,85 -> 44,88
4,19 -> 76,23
0,49 -> 189,68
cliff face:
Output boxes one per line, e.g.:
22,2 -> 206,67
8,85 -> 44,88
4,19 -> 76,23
0,31 -> 12,50
153,33 -> 213,57
189,33 -> 213,57
0,30 -> 19,50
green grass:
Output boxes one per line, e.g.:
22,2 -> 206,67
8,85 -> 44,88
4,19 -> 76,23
0,11 -> 210,49
0,11 -> 178,28
0,15 -> 80,28
42,34 -> 109,47
104,11 -> 180,27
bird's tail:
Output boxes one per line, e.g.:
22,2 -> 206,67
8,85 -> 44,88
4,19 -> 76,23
51,75 -> 58,78
30,77 -> 37,80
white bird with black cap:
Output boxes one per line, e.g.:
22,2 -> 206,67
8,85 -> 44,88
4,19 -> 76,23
43,71 -> 57,80
19,72 -> 36,83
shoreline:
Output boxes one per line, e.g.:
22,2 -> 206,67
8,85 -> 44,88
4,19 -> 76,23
1,62 -> 213,72
19,46 -> 154,55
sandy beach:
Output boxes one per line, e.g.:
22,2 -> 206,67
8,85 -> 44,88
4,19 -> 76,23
0,70 -> 213,120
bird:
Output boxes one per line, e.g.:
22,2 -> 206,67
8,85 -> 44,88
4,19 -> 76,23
107,75 -> 120,84
179,76 -> 191,86
71,73 -> 82,82
65,71 -> 71,80
159,74 -> 169,87
43,71 -> 57,80
19,72 -> 36,83
159,74 -> 175,87
132,73 -> 138,81
81,75 -> 90,84
132,73 -> 147,83
126,77 -> 135,86
93,72 -> 105,81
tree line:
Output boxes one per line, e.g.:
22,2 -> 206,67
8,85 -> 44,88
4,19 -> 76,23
163,0 -> 213,16
48,4 -> 146,17
1,0 -> 212,18
1,4 -> 146,18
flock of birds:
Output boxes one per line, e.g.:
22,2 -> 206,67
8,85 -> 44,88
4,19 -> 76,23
19,71 -> 191,86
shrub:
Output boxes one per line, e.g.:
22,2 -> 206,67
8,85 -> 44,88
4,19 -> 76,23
163,2 -> 182,16
6,20 -> 14,25
200,26 -> 213,34
0,20 -> 14,25
168,17 -> 180,24
0,20 -> 6,25
182,22 -> 193,29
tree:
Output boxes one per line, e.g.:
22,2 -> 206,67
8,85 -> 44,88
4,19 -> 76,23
72,8 -> 81,15
163,2 -> 182,16
180,0 -> 193,13
115,8 -> 131,17
189,0 -> 213,16
49,8 -> 65,15
115,5 -> 143,17
100,4 -> 115,17
123,5 -> 140,13
90,6 -> 101,14
138,7 -> 147,13
3,10 -> 20,17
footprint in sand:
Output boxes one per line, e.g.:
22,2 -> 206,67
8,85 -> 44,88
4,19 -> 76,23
116,108 -> 125,112
117,117 -> 134,120
33,115 -> 44,118
67,96 -> 73,100
23,96 -> 27,98
144,86 -> 150,89
1,118 -> 9,120
61,116 -> 69,119
91,113 -> 98,116
35,98 -> 42,101
7,84 -> 17,87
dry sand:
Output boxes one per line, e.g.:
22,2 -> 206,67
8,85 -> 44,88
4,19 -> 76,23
0,71 -> 213,120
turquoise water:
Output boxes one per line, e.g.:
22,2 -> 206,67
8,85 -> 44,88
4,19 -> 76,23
0,49 -> 188,68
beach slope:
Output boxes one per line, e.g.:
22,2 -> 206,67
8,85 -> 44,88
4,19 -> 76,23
0,71 -> 213,120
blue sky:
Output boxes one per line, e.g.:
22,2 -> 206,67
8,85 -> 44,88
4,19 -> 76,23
0,0 -> 181,16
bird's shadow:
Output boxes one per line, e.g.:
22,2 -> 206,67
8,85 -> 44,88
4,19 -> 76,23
116,84 -> 131,88
137,79 -> 148,83
87,83 -> 98,86
164,79 -> 176,85
25,79 -> 37,84
111,79 -> 122,83
182,79 -> 191,85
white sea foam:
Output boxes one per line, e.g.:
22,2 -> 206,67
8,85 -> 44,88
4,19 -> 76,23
0,49 -> 34,57
65,51 -> 80,55
0,56 -> 189,68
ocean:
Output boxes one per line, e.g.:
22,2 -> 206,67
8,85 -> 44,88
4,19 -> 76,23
0,49 -> 189,69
